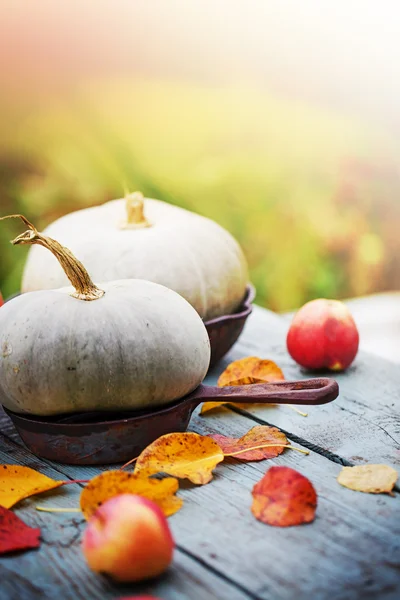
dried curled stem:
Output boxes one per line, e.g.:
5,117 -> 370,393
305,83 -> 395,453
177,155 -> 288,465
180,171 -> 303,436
0,214 -> 105,301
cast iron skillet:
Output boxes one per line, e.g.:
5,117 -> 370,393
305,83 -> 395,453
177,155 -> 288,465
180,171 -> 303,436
3,377 -> 339,465
205,284 -> 254,367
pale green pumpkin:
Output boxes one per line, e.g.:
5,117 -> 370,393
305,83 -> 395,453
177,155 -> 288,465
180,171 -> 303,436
21,193 -> 249,321
0,216 -> 210,416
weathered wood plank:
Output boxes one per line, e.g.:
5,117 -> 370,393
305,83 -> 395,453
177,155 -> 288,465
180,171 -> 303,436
0,540 -> 250,600
0,305 -> 400,599
1,405 -> 399,600
177,409 -> 400,600
211,306 -> 400,467
0,436 -> 251,600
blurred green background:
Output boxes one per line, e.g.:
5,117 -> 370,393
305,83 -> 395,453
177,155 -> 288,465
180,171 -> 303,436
1,2 -> 400,312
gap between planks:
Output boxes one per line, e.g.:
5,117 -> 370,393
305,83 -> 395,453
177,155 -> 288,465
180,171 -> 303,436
1,407 -> 399,598
0,426 -> 256,600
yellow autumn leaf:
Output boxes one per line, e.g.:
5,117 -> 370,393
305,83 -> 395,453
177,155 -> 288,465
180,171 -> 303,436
134,432 -> 224,485
218,357 -> 285,388
337,464 -> 398,494
0,465 -> 64,509
80,471 -> 182,520
201,356 -> 284,414
200,401 -> 230,414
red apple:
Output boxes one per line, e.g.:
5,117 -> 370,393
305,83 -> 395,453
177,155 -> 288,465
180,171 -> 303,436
82,494 -> 174,583
287,299 -> 359,371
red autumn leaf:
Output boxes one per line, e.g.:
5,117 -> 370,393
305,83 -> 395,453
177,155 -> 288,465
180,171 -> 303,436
0,505 -> 41,554
210,425 -> 289,461
251,466 -> 317,527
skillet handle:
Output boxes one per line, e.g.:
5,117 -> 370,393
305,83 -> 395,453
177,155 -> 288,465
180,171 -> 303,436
193,378 -> 339,406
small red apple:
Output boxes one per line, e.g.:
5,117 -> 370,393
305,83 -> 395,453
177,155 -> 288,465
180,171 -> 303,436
82,494 -> 174,583
287,299 -> 359,371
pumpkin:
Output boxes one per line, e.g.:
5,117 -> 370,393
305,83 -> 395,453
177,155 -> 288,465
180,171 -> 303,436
0,216 -> 210,416
21,193 -> 249,321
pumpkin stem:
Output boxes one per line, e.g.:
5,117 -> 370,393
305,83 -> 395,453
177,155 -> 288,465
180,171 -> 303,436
0,214 -> 105,301
121,191 -> 151,229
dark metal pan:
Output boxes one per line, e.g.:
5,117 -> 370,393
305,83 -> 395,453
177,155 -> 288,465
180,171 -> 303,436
3,377 -> 338,465
205,284 -> 255,367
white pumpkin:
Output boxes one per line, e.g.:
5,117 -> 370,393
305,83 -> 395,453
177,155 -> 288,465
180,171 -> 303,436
21,193 -> 249,321
0,217 -> 210,416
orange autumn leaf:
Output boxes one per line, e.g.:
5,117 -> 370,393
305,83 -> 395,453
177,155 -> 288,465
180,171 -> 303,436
200,401 -> 230,414
201,356 -> 284,414
134,432 -> 224,485
210,426 -> 289,461
251,466 -> 317,527
80,471 -> 182,520
218,357 -> 285,387
0,465 -> 65,509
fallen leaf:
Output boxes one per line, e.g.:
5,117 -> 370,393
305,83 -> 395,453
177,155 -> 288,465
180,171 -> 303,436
251,466 -> 317,527
0,465 -> 65,509
218,357 -> 285,387
337,464 -> 398,494
0,505 -> 41,554
80,471 -> 182,520
201,357 -> 284,414
134,432 -> 224,485
210,425 -> 289,461
200,401 -> 230,414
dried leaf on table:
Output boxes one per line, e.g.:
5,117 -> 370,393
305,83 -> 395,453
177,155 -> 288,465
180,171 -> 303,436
251,466 -> 317,527
134,432 -> 224,485
210,425 -> 289,461
0,505 -> 41,554
0,465 -> 65,509
80,471 -> 182,520
337,464 -> 398,494
199,401 -> 230,414
218,356 -> 285,387
201,356 -> 284,414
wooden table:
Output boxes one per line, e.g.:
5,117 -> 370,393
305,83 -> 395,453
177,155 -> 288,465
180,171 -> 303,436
0,305 -> 399,600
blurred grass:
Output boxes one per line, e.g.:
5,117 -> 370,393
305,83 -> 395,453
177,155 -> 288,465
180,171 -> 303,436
1,79 -> 399,310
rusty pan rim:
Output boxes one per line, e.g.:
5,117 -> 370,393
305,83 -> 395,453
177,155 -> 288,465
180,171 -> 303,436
2,394 -> 194,429
204,283 -> 255,327
5,283 -> 255,321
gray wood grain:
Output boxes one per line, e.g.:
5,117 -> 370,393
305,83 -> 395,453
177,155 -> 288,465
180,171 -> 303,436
0,541 -> 250,600
0,433 -> 251,600
210,306 -> 400,467
0,304 -> 399,599
182,410 -> 400,600
1,406 -> 399,600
